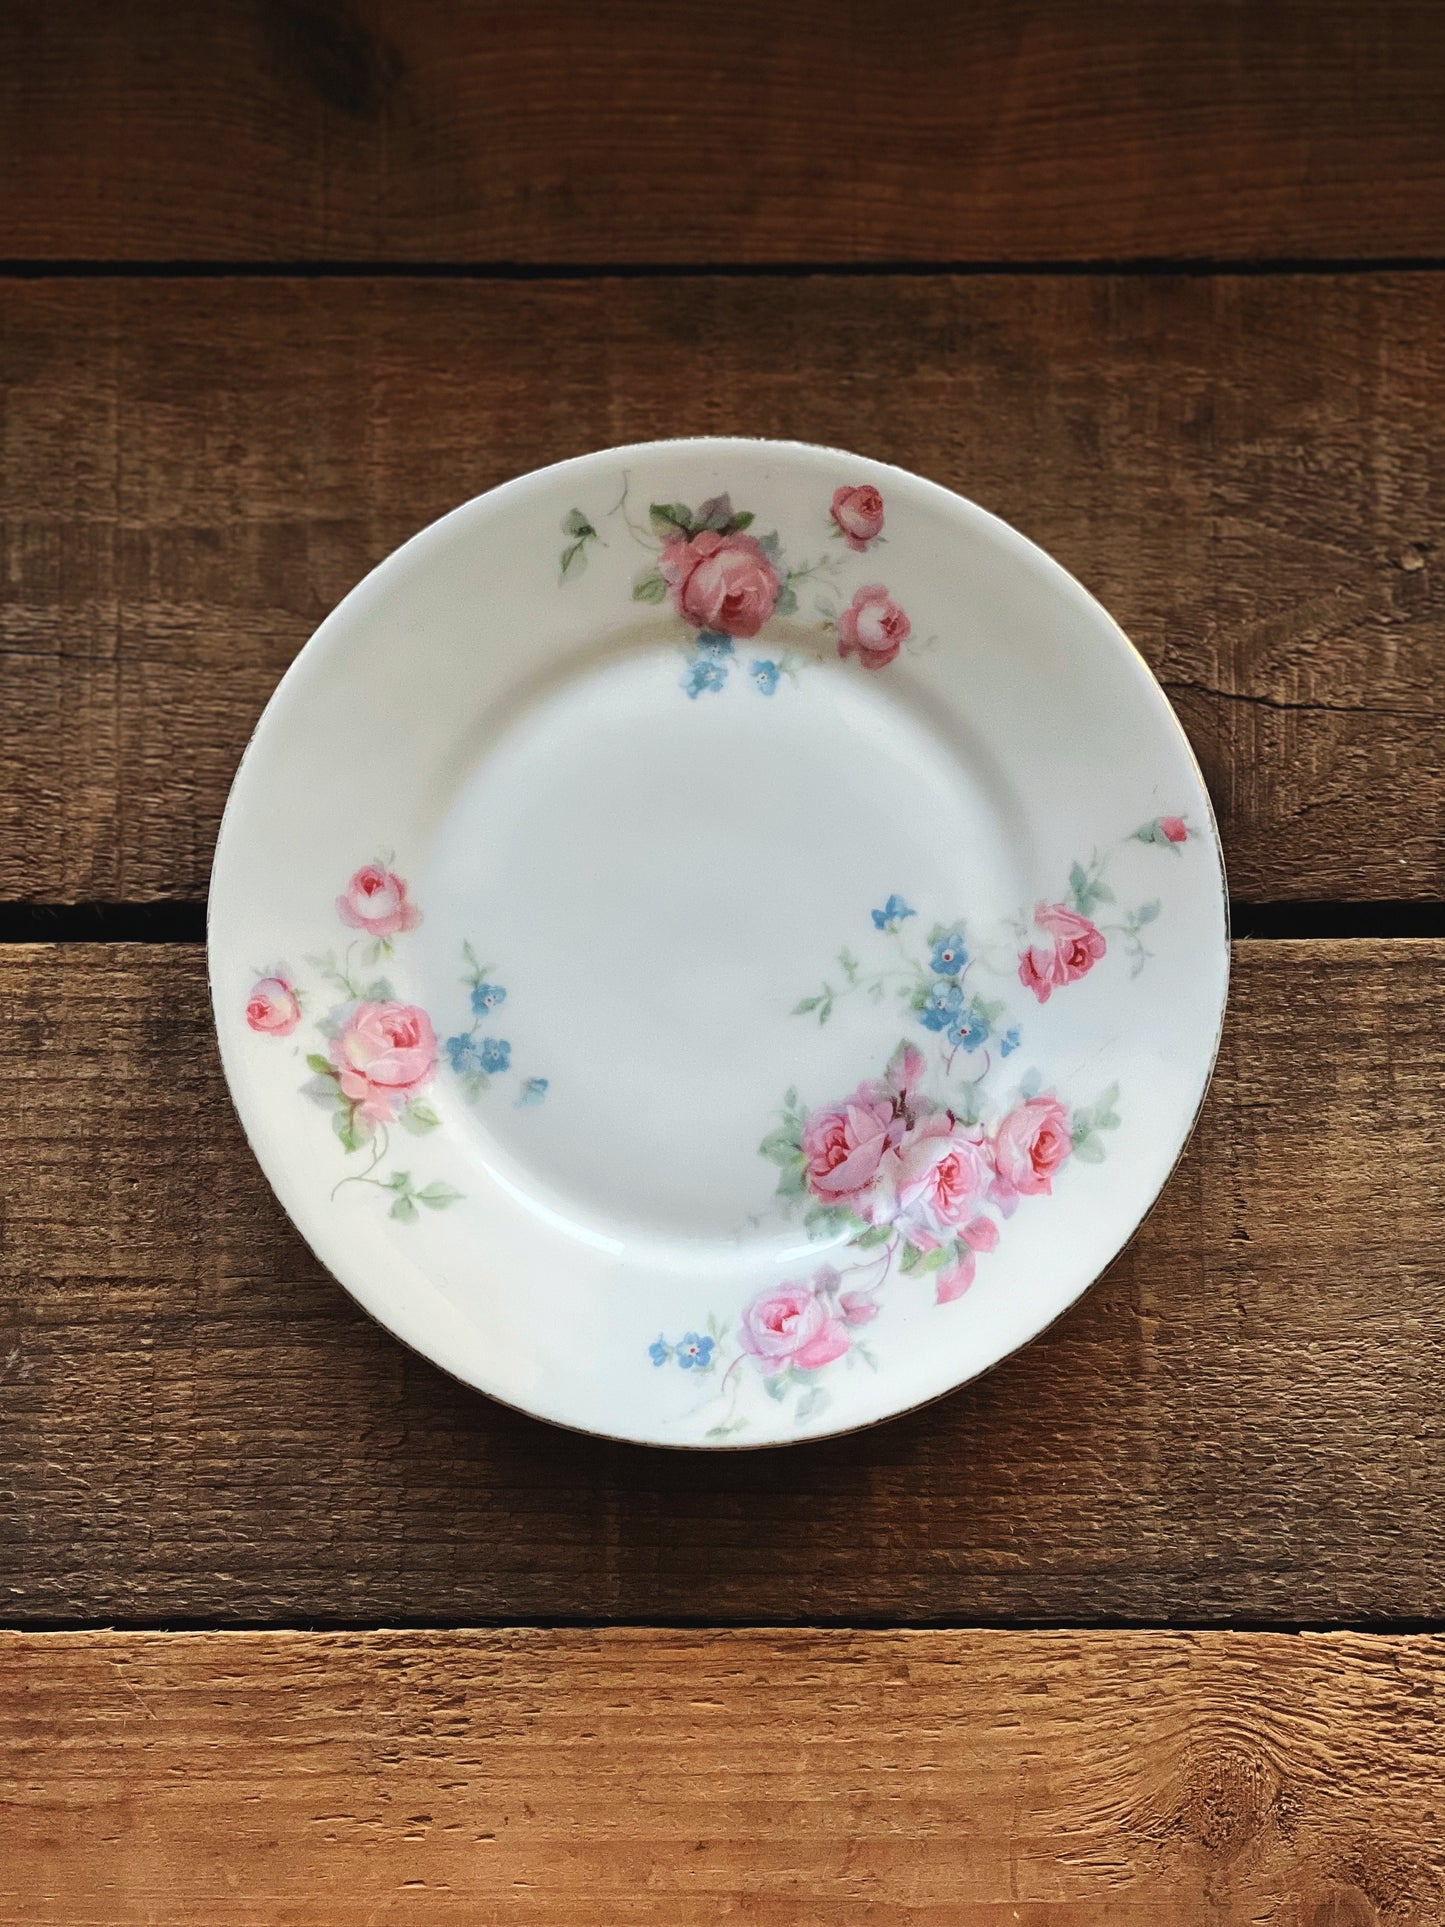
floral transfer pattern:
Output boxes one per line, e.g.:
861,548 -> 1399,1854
244,863 -> 547,1220
648,815 -> 1193,1435
558,476 -> 917,697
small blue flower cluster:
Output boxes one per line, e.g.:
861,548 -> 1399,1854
681,631 -> 782,700
649,1331 -> 716,1371
913,920 -> 1015,1055
870,894 -> 915,932
447,978 -> 515,1085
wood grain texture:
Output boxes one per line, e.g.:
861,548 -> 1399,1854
1,1628 -> 1440,1924
4,2 -> 1445,264
2,273 -> 1441,905
0,940 -> 1440,1625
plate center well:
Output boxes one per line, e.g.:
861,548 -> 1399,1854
419,641 -> 1026,1249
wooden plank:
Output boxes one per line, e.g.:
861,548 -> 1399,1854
0,939 -> 1440,1625
1,1628 -> 1440,1924
4,3 -> 1445,263
1,275 -> 1441,906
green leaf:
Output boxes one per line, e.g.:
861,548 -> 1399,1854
1133,822 -> 1163,845
758,530 -> 782,561
782,1086 -> 799,1114
694,494 -> 733,531
632,570 -> 668,604
706,1418 -> 749,1440
762,1372 -> 789,1402
917,1242 -> 955,1273
838,947 -> 859,984
852,1222 -> 892,1251
1091,881 -> 1115,905
561,507 -> 595,538
332,1105 -> 366,1155
460,1070 -> 491,1102
908,983 -> 930,1012
794,1383 -> 826,1422
775,1163 -> 807,1199
1136,900 -> 1161,924
899,1242 -> 922,1274
774,584 -> 798,618
1069,861 -> 1089,902
401,1100 -> 441,1134
1097,1081 -> 1120,1113
792,995 -> 821,1015
306,1053 -> 335,1078
362,978 -> 394,1001
817,997 -> 833,1025
559,538 -> 588,581
976,997 -> 1004,1025
1073,1135 -> 1106,1163
384,1170 -> 411,1190
727,510 -> 755,532
927,923 -> 948,946
389,1192 -> 420,1223
759,1127 -> 802,1165
648,501 -> 693,538
417,1181 -> 463,1208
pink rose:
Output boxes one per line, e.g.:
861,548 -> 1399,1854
1159,816 -> 1188,843
336,864 -> 421,939
328,1000 -> 437,1124
831,484 -> 885,552
246,974 -> 300,1037
659,529 -> 780,637
801,1092 -> 898,1211
837,584 -> 911,670
896,1125 -> 995,1233
739,1280 -> 851,1375
1018,901 -> 1106,1003
991,1097 -> 1072,1212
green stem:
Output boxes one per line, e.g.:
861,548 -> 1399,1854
330,1123 -> 390,1201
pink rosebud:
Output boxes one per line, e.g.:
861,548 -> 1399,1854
328,1000 -> 437,1125
1017,901 -> 1106,1004
739,1280 -> 851,1375
837,584 -> 911,670
1159,816 -> 1188,843
961,1214 -> 998,1253
658,529 -> 780,638
830,484 -> 885,552
839,1288 -> 881,1327
336,864 -> 421,939
246,973 -> 301,1037
935,1249 -> 977,1304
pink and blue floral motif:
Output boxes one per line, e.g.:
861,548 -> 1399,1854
245,863 -> 547,1220
559,477 -> 917,695
654,815 -> 1194,1432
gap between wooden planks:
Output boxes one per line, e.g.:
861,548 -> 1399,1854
0,939 -> 1440,1627
1,1627 -> 1440,1925
2,1 -> 1445,261
1,274 -> 1440,905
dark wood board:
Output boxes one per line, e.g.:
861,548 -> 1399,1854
2,1628 -> 1441,1923
2,274 -> 1441,905
4,2 -> 1445,264
1,939 -> 1439,1626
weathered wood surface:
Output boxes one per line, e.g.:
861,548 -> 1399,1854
5,2 -> 1445,265
1,274 -> 1440,905
0,939 -> 1439,1625
1,1628 -> 1440,1925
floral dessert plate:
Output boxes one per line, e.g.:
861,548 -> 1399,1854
209,438 -> 1228,1448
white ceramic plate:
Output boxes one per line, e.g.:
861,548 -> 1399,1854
210,438 -> 1228,1447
